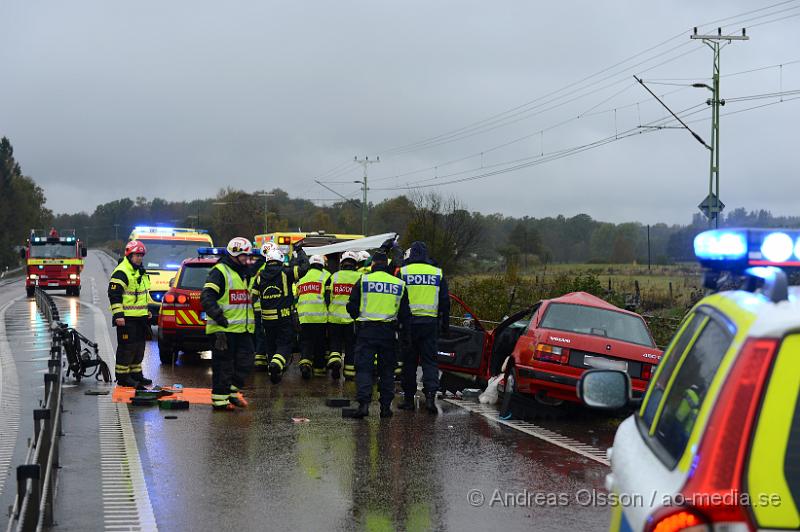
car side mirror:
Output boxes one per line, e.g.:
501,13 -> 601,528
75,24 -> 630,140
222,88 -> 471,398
577,369 -> 630,410
81,247 -> 88,258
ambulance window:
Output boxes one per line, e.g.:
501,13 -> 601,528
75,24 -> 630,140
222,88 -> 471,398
641,313 -> 703,427
653,318 -> 732,467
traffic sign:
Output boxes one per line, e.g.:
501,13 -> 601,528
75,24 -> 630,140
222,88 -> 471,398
698,193 -> 725,219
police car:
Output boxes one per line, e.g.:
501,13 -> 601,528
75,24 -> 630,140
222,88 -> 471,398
578,228 -> 800,532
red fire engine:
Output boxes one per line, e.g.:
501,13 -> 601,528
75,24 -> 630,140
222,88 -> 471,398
21,229 -> 87,297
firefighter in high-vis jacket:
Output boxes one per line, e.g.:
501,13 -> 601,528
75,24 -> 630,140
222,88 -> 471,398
327,250 -> 362,381
201,237 -> 257,411
346,251 -> 410,418
108,240 -> 152,388
397,241 -> 450,414
252,243 -> 308,383
296,255 -> 331,379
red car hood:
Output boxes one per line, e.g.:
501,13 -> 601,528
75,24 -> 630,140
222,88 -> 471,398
536,328 -> 663,363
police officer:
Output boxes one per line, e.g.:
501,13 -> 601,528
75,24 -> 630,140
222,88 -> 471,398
253,243 -> 308,383
296,254 -> 330,379
327,251 -> 362,380
201,237 -> 257,411
108,240 -> 152,387
397,241 -> 450,413
347,251 -> 410,418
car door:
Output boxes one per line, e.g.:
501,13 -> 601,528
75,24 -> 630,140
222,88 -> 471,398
436,294 -> 487,375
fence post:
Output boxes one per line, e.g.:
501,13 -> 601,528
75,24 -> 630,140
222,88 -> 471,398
16,464 -> 40,517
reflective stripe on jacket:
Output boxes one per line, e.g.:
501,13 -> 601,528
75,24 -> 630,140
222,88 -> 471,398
297,269 -> 330,324
108,258 -> 150,318
328,269 -> 362,324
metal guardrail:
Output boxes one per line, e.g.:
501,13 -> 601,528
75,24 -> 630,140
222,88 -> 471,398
6,288 -> 64,532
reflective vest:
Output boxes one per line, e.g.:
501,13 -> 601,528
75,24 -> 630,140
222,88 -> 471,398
297,269 -> 330,324
357,271 -> 405,322
205,263 -> 255,334
400,263 -> 442,318
327,269 -> 362,324
108,258 -> 150,318
250,263 -> 266,313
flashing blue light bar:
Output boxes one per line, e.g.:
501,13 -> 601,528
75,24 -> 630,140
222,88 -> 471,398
197,247 -> 225,256
694,228 -> 800,270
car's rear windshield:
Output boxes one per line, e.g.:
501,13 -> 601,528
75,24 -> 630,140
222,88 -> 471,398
142,240 -> 209,269
540,303 -> 655,347
178,264 -> 213,290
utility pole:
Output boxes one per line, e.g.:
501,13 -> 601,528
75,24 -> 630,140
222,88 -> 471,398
257,192 -> 275,235
691,27 -> 749,228
354,156 -> 379,235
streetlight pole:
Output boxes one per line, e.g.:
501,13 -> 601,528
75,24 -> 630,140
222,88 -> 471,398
257,192 -> 275,235
691,27 -> 749,228
354,156 -> 379,235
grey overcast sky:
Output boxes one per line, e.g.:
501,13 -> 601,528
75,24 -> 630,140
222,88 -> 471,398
1,1 -> 799,224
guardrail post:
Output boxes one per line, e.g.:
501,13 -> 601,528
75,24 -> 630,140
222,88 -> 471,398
33,409 -> 50,446
16,464 -> 40,519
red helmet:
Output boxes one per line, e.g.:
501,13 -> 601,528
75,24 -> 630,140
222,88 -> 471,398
125,240 -> 147,256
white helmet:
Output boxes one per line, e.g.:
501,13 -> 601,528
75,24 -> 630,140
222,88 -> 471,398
358,251 -> 370,262
341,251 -> 359,264
309,254 -> 326,267
260,241 -> 278,256
265,248 -> 284,263
227,237 -> 252,257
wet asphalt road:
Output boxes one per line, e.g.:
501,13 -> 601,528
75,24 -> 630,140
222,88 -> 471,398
1,251 -> 621,531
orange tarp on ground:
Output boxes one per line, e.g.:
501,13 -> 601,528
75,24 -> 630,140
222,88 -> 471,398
112,386 -> 218,405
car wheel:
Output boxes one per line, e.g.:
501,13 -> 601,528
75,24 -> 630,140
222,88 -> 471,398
158,341 -> 176,365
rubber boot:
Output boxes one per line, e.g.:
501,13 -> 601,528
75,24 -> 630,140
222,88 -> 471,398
116,374 -> 139,388
353,402 -> 369,419
425,392 -> 438,414
329,361 -> 342,380
269,362 -> 283,384
397,397 -> 415,411
130,372 -> 153,386
229,395 -> 248,408
212,403 -> 235,412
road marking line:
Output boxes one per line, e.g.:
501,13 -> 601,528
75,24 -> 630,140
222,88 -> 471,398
99,397 -> 157,531
444,399 -> 610,466
0,296 -> 24,497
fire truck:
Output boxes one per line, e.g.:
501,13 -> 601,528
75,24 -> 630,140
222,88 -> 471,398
21,229 -> 87,297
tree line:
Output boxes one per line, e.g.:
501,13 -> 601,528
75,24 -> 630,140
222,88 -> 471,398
3,136 -> 799,273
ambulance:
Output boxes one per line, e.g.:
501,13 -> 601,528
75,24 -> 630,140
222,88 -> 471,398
127,226 -> 213,322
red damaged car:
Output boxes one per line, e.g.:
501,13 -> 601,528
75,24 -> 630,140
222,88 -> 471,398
437,291 -> 662,411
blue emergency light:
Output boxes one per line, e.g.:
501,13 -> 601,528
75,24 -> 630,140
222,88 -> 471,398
694,228 -> 800,270
197,247 -> 225,256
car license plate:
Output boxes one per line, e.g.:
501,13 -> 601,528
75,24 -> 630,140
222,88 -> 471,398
583,355 -> 628,372
48,282 -> 59,287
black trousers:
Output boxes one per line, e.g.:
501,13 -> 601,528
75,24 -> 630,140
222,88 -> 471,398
329,323 -> 355,375
210,332 -> 255,397
264,318 -> 295,370
300,323 -> 327,369
402,321 -> 440,397
355,331 -> 397,407
115,317 -> 148,375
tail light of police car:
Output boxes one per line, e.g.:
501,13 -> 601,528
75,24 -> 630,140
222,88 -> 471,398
645,338 -> 778,532
533,343 -> 569,364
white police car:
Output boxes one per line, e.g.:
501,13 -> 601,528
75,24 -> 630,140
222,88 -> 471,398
579,228 -> 800,532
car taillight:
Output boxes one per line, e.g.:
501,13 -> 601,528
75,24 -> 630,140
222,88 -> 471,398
645,338 -> 778,532
641,363 -> 653,380
163,293 -> 175,304
647,507 -> 709,532
533,343 -> 569,364
177,294 -> 188,304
